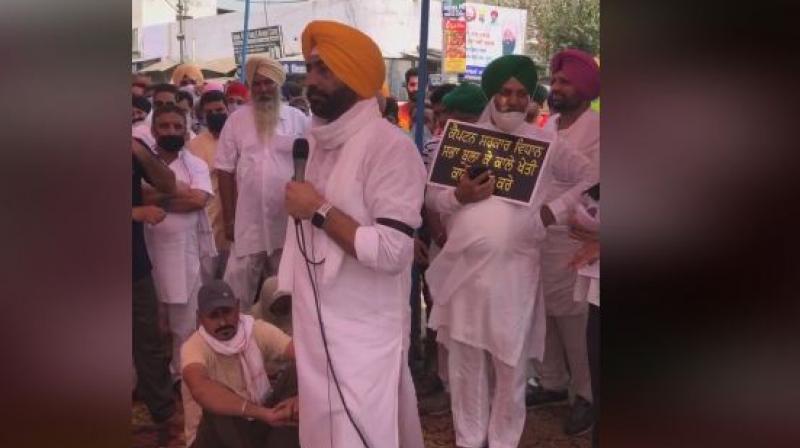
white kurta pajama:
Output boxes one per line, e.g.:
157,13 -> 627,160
214,104 -> 310,307
535,109 -> 599,402
425,107 -> 592,448
144,149 -> 215,378
278,98 -> 426,448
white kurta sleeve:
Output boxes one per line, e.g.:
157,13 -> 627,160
213,114 -> 239,173
425,185 -> 462,215
423,138 -> 464,215
546,145 -> 598,225
355,140 -> 426,275
185,154 -> 214,196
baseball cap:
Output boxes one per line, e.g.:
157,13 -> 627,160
198,280 -> 238,315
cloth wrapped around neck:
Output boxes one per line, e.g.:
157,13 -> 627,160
198,314 -> 270,403
278,98 -> 382,291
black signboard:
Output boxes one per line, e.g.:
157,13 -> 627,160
428,120 -> 552,205
232,26 -> 283,65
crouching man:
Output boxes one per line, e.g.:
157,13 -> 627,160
181,280 -> 300,448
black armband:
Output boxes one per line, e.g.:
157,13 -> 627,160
376,217 -> 415,238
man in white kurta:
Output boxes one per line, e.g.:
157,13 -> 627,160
214,56 -> 310,309
529,49 -> 600,436
279,20 -> 425,448
425,55 -> 595,448
143,105 -> 215,380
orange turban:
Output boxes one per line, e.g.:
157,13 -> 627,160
301,20 -> 385,99
171,64 -> 204,85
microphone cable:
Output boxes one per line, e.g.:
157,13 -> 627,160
293,219 -> 372,448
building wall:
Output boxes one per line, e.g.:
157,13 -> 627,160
138,0 -> 443,62
137,0 -> 447,95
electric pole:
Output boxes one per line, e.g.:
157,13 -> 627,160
177,0 -> 187,63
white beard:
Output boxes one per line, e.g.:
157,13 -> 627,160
489,100 -> 525,133
253,95 -> 281,142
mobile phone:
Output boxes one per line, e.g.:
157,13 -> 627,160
467,165 -> 489,180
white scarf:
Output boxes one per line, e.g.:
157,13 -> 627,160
478,96 -> 526,133
278,98 -> 381,291
198,314 -> 270,403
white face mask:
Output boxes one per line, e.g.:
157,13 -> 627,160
489,99 -> 525,133
228,103 -> 240,114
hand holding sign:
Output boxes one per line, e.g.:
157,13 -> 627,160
455,169 -> 495,204
428,120 -> 552,206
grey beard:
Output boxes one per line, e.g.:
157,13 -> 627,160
253,95 -> 281,141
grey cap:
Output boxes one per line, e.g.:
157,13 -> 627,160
197,280 -> 238,315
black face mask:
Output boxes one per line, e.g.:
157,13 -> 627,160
158,135 -> 184,152
206,113 -> 228,134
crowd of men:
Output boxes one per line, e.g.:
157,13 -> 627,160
132,18 -> 599,448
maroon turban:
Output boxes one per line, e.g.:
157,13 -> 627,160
550,49 -> 600,101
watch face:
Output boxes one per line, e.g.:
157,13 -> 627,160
312,212 -> 325,228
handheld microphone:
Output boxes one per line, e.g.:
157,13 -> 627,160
292,138 -> 309,182
292,138 -> 309,225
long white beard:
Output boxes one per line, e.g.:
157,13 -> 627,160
489,100 -> 525,133
253,95 -> 281,141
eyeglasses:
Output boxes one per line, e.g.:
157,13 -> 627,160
180,79 -> 197,86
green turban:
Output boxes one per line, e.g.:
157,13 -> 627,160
480,55 -> 538,99
442,82 -> 488,116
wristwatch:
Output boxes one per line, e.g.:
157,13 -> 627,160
312,202 -> 333,229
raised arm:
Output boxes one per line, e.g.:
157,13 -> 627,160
132,138 -> 175,194
285,138 -> 427,274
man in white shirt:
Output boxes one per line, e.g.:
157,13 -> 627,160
214,56 -> 310,309
528,48 -> 600,437
142,104 -> 215,381
133,83 -> 179,149
280,20 -> 425,448
189,90 -> 232,282
425,54 -> 596,448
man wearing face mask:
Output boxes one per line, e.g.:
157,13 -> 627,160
172,63 -> 205,95
143,104 -> 216,384
190,90 -> 232,282
528,48 -> 600,437
134,83 -> 180,148
424,54 -> 595,448
214,56 -> 310,310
